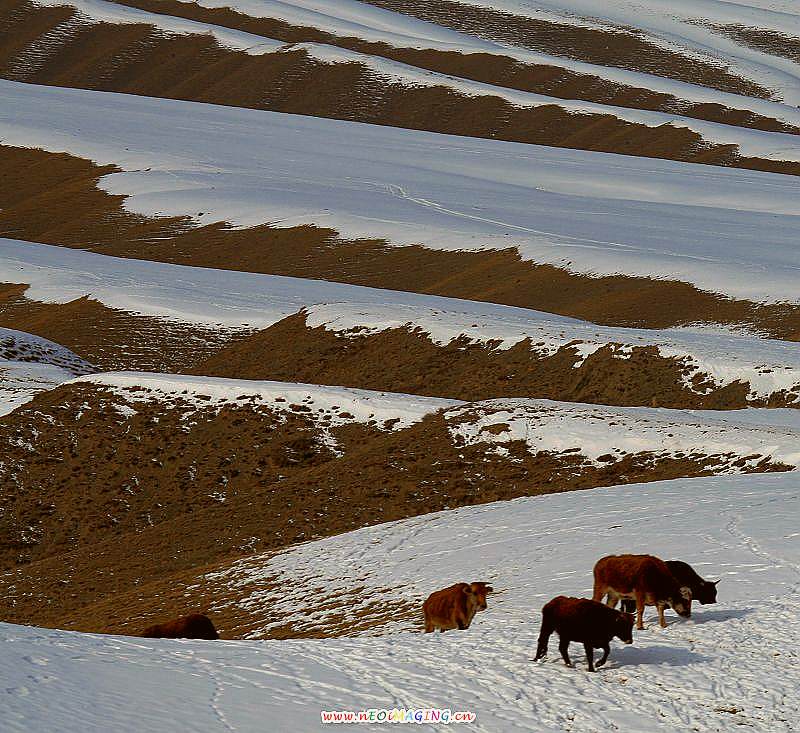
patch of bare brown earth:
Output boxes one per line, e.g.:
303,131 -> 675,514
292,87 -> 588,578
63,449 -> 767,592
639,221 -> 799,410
0,283 -> 252,371
713,24 -> 800,65
0,382 -> 789,635
3,145 -> 800,340
1,0 -> 796,144
193,312 -> 800,409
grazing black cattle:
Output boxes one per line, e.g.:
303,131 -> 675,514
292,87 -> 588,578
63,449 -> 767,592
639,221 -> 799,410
534,596 -> 634,672
620,560 -> 719,614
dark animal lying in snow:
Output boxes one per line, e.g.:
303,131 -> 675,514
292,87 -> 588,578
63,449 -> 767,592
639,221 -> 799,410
534,596 -> 633,672
141,613 -> 219,640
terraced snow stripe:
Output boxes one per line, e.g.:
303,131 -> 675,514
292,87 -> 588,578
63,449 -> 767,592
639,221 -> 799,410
5,239 -> 800,400
3,83 -> 800,302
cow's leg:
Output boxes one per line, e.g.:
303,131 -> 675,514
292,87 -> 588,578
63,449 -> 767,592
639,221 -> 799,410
605,592 -> 619,609
635,593 -> 645,630
558,637 -> 573,668
596,644 -> 610,668
591,579 -> 604,603
534,623 -> 552,661
424,619 -> 433,633
620,599 -> 636,614
658,604 -> 667,628
583,643 -> 596,672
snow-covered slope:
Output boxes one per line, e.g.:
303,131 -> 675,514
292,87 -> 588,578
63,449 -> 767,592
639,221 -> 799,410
456,0 -> 800,105
5,239 -> 800,402
445,397 -> 800,467
0,328 -> 95,416
31,0 -> 286,54
2,474 -> 798,732
72,371 -> 458,447
26,0 -> 800,148
70,372 -> 800,466
32,0 -> 800,131
5,82 -> 800,303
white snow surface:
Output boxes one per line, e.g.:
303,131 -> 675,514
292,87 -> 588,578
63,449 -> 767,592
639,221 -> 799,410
0,328 -> 95,416
445,397 -> 800,467
5,239 -> 800,401
5,82 -> 800,303
4,473 -> 799,731
31,0 -> 285,54
71,372 -> 459,446
455,0 -> 800,106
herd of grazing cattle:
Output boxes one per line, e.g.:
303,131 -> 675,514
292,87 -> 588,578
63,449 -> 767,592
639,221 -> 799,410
423,553 -> 719,672
138,553 -> 719,673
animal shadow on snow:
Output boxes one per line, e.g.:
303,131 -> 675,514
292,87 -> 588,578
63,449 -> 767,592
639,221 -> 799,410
613,645 -> 711,668
689,607 -> 754,624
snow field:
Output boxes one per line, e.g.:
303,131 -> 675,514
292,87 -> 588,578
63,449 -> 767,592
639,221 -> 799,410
5,83 -> 800,302
2,474 -> 798,732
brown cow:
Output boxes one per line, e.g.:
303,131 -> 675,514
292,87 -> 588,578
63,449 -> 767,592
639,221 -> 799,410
593,554 -> 691,630
141,613 -> 219,640
621,559 -> 719,614
423,582 -> 493,632
534,596 -> 633,672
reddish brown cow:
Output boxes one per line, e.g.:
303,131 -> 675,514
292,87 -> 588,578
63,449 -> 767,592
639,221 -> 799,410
534,596 -> 634,672
141,613 -> 219,640
423,582 -> 493,632
593,554 -> 691,630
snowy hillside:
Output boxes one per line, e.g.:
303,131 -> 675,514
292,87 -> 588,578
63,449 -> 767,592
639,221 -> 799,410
2,0 -> 800,730
0,327 -> 95,415
68,372 -> 800,467
73,371 -> 458,447
3,474 -> 798,732
5,238 -> 800,405
4,81 -> 800,302
465,0 -> 800,104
